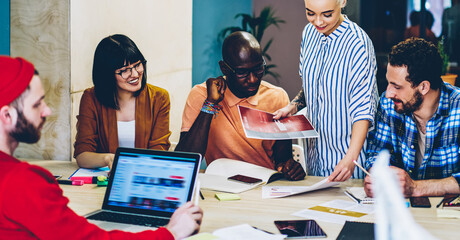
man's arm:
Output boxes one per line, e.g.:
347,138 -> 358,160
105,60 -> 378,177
365,97 -> 399,170
175,112 -> 214,156
393,166 -> 460,197
365,167 -> 460,197
273,140 -> 306,181
175,77 -> 226,155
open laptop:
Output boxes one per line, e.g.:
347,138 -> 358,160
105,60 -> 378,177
85,147 -> 202,232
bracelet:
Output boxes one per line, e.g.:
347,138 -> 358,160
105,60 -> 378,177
201,100 -> 222,117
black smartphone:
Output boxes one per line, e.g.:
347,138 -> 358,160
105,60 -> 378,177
410,197 -> 431,208
274,220 -> 327,238
227,174 -> 262,184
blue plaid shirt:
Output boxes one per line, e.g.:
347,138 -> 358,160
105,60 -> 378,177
366,83 -> 460,186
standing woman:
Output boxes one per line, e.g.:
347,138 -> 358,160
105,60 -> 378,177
74,34 -> 171,169
274,0 -> 377,181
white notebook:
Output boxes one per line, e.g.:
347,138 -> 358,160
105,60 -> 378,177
199,158 -> 282,193
344,187 -> 375,204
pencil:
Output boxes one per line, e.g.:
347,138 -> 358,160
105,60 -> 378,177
353,160 -> 372,177
194,180 -> 201,206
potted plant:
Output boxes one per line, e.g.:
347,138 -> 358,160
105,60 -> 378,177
438,37 -> 458,86
219,6 -> 285,82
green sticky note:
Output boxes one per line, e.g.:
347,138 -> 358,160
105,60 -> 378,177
215,193 -> 240,201
185,233 -> 219,240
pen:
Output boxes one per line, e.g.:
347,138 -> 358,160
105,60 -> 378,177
448,196 -> 460,205
252,226 -> 274,235
200,191 -> 205,200
353,160 -> 372,177
436,199 -> 444,208
344,190 -> 361,204
194,180 -> 200,206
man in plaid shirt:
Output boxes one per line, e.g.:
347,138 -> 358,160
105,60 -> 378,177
365,38 -> 460,197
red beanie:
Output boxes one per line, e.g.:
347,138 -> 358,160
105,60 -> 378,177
0,56 -> 35,108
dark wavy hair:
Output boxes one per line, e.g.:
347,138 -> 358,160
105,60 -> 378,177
92,34 -> 147,109
388,38 -> 442,90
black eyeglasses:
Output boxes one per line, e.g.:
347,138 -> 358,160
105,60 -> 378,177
115,60 -> 146,79
223,57 -> 266,79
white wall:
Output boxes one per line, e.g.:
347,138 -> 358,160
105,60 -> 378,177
70,0 -> 193,156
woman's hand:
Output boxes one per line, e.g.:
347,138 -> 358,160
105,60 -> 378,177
273,103 -> 297,120
328,155 -> 355,182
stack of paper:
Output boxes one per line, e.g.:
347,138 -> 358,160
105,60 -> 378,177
437,194 -> 460,218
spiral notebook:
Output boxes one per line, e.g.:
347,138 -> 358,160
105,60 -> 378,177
344,187 -> 375,204
336,221 -> 374,240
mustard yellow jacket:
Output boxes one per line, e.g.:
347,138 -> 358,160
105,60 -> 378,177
74,84 -> 171,157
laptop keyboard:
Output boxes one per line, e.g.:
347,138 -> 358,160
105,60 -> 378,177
87,211 -> 169,227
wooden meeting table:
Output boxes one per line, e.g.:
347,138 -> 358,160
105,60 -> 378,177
27,160 -> 460,239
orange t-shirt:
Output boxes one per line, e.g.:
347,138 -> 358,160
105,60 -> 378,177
181,81 -> 289,169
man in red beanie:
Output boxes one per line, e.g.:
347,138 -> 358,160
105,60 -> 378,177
0,56 -> 203,239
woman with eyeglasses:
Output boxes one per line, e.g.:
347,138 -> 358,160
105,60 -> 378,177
274,0 -> 378,181
74,34 -> 171,169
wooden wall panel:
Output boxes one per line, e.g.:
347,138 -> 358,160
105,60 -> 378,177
10,0 -> 70,160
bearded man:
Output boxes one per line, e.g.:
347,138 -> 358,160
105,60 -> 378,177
364,38 -> 460,198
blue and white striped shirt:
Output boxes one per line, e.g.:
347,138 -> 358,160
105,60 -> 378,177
299,17 -> 378,178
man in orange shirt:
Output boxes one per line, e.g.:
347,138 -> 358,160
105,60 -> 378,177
176,31 -> 305,181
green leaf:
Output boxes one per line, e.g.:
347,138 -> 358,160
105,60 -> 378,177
264,53 -> 272,61
265,63 -> 277,70
263,38 -> 273,54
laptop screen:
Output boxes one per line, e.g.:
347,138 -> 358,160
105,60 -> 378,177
103,148 -> 201,217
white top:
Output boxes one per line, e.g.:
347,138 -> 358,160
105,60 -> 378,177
117,120 -> 135,148
415,124 -> 426,175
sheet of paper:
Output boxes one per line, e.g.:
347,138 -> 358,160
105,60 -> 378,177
262,178 -> 339,199
292,199 -> 375,224
238,105 -> 319,140
69,167 -> 110,179
185,233 -> 222,240
213,224 -> 285,240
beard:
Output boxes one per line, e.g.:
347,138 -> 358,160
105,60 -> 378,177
392,90 -> 423,114
10,110 -> 45,144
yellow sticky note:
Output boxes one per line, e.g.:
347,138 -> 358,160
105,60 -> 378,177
215,193 -> 241,201
185,233 -> 219,240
